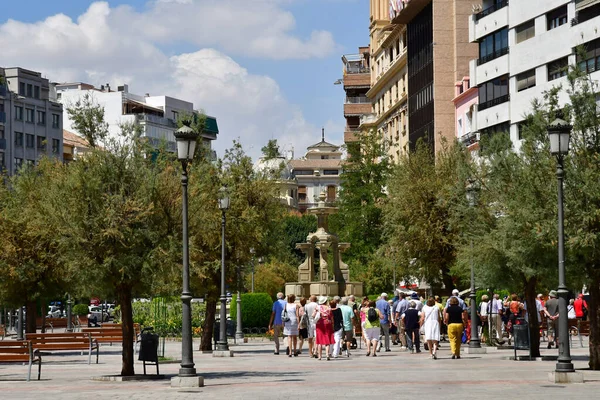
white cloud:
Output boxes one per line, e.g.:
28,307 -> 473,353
0,1 -> 336,159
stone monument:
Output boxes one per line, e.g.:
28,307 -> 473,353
285,192 -> 363,298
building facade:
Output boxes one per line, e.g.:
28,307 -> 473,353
56,83 -> 218,154
452,76 -> 478,152
0,67 -> 63,175
341,48 -> 371,146
290,131 -> 342,214
470,0 -> 600,145
389,0 -> 479,154
365,1 -> 409,162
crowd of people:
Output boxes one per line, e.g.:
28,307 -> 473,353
267,288 -> 590,360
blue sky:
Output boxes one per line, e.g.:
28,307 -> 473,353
0,0 -> 370,158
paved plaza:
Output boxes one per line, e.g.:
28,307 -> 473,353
0,337 -> 598,400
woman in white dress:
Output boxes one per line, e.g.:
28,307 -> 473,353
283,294 -> 300,357
420,297 -> 441,359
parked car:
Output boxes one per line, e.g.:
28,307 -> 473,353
88,305 -> 113,322
47,305 -> 63,318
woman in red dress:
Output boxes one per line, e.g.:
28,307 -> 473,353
313,296 -> 334,360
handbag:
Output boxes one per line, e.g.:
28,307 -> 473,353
313,306 -> 321,323
281,307 -> 290,323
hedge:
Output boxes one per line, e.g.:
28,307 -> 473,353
230,293 -> 273,329
72,304 -> 89,316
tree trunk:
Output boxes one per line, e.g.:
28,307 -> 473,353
118,286 -> 135,376
589,274 -> 600,370
200,298 -> 217,351
524,277 -> 541,358
25,301 -> 37,334
40,300 -> 47,333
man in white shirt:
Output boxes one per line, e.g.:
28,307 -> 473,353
489,293 -> 504,343
304,295 -> 318,357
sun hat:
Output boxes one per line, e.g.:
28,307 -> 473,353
549,290 -> 558,298
318,296 -> 328,305
411,292 -> 419,300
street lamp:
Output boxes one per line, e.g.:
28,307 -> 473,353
466,179 -> 481,349
548,118 -> 574,373
174,124 -> 199,378
66,294 -> 73,333
250,248 -> 256,293
217,185 -> 230,352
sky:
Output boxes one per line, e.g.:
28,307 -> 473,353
0,0 -> 370,160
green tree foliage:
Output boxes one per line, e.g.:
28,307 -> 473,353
243,260 -> 297,298
65,93 -> 108,148
261,139 -> 281,159
280,214 -> 317,262
72,304 -> 89,316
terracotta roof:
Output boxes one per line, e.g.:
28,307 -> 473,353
289,159 -> 342,169
63,130 -> 90,148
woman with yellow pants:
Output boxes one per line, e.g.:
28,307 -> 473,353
444,296 -> 468,359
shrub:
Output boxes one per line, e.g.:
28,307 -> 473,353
72,304 -> 89,316
230,293 -> 273,329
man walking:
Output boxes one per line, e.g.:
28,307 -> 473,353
402,301 -> 421,353
376,293 -> 392,352
339,297 -> 355,357
544,290 -> 559,349
304,295 -> 318,357
268,292 -> 287,355
394,293 -> 409,350
489,293 -> 504,344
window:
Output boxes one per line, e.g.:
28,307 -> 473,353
327,185 -> 336,201
0,152 -> 4,170
37,136 -> 46,151
480,122 -> 510,138
34,86 -> 40,99
25,108 -> 34,123
548,57 -> 569,81
577,37 -> 600,74
15,132 -> 23,146
516,69 -> 536,92
52,114 -> 60,129
478,28 -> 508,65
323,170 -> 339,176
19,82 -> 25,96
52,139 -> 60,154
14,158 -> 23,171
15,106 -> 23,120
320,155 -> 329,160
37,110 -> 46,125
26,84 -> 33,98
458,118 -> 463,136
547,5 -> 568,30
478,75 -> 509,110
172,110 -> 179,121
294,170 -> 313,176
515,20 -> 535,44
26,134 -> 34,148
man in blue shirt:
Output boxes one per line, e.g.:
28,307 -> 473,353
376,293 -> 391,352
394,293 -> 409,349
268,292 -> 287,355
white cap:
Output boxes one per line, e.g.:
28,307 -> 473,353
381,292 -> 388,298
452,289 -> 459,295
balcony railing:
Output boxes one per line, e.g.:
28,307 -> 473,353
345,96 -> 370,104
135,113 -> 177,128
477,47 -> 509,66
475,0 -> 508,21
478,94 -> 509,111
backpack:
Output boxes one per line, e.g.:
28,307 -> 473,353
281,307 -> 290,323
367,307 -> 378,323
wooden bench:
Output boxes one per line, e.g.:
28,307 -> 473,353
83,324 -> 140,353
572,319 -> 590,348
26,332 -> 99,365
0,341 -> 41,381
0,324 -> 5,340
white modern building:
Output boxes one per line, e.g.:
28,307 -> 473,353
289,131 -> 342,214
469,0 -> 600,144
0,67 -> 63,175
55,83 -> 218,153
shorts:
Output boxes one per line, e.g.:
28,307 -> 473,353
299,328 -> 308,339
365,327 -> 380,341
343,330 -> 353,342
308,323 -> 316,338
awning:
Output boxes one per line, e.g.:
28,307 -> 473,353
204,116 -> 219,135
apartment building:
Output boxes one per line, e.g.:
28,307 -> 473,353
363,1 -> 409,162
290,130 -> 342,214
470,0 -> 600,145
389,0 -> 479,153
452,76 -> 478,152
56,83 -> 218,154
0,67 -> 63,175
341,48 -> 371,147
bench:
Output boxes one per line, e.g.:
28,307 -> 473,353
0,324 -> 5,340
26,332 -> 99,365
571,319 -> 590,348
0,341 -> 41,381
83,324 -> 140,353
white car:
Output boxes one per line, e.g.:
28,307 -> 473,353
88,305 -> 113,322
47,305 -> 63,318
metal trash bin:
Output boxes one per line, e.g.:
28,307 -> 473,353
513,319 -> 530,360
138,327 -> 160,375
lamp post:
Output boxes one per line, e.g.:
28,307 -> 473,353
466,179 -> 481,349
217,186 -> 230,352
250,248 -> 255,293
235,261 -> 243,340
174,124 -> 199,378
66,294 -> 73,333
548,118 -> 574,373
257,256 -> 265,293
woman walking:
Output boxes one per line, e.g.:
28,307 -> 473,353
420,297 -> 441,359
362,300 -> 382,357
313,296 -> 334,360
283,294 -> 300,357
298,297 -> 309,354
444,296 -> 468,359
331,300 -> 344,358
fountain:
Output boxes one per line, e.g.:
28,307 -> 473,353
285,192 -> 364,298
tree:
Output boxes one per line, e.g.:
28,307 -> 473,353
261,139 -> 281,159
66,93 -> 109,148
280,214 -> 317,262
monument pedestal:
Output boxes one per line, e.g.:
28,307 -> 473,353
285,283 -> 310,298
343,282 -> 364,297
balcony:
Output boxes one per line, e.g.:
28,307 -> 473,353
475,0 -> 508,21
478,94 -> 509,111
391,0 -> 430,24
345,96 -> 369,104
135,113 -> 177,128
344,102 -> 371,116
477,47 -> 509,66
